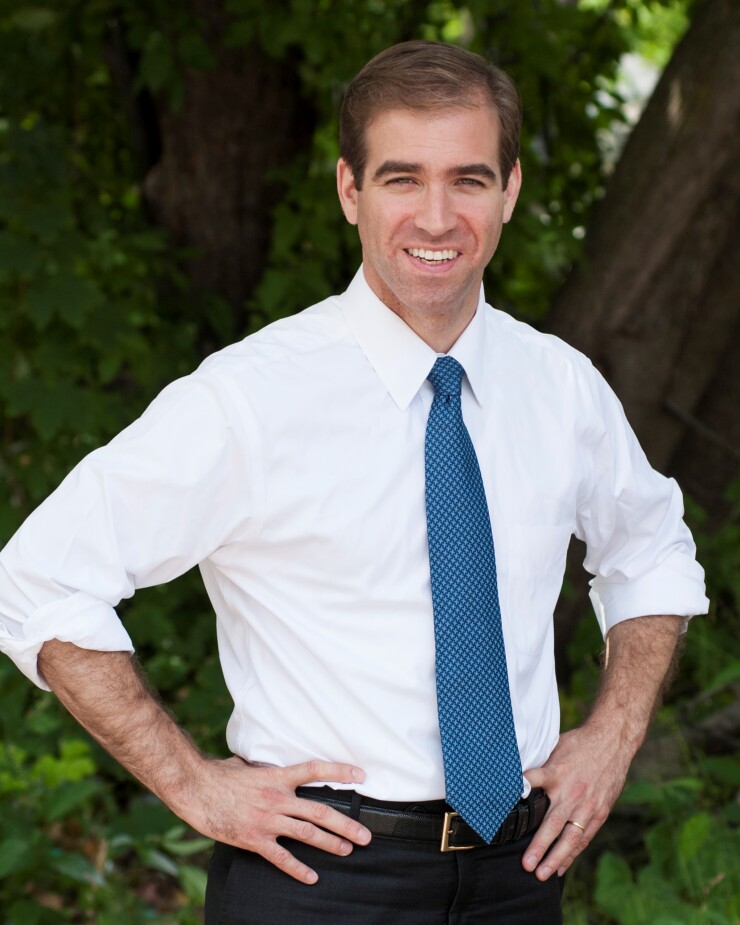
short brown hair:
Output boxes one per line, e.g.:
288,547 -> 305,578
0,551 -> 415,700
340,41 -> 522,190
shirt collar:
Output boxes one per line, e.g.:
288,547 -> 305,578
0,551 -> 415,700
338,266 -> 489,410
446,293 -> 488,407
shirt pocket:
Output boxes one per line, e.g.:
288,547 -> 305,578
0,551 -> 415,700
503,523 -> 573,655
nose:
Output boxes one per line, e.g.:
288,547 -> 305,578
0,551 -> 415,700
414,185 -> 457,237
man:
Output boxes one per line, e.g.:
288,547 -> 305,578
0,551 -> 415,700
0,41 -> 708,924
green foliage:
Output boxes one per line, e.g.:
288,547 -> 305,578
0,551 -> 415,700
0,21 -> 221,918
0,1 -> 202,535
0,0 -> 693,527
676,480 -> 740,765
0,0 -> 730,922
581,0 -> 691,67
0,726 -> 211,923
248,0 -> 636,322
594,812 -> 739,924
248,0 -> 691,323
560,475 -> 740,923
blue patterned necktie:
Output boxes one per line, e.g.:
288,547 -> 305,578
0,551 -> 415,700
425,355 -> 523,842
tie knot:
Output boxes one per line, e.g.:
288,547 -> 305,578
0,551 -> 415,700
427,356 -> 465,398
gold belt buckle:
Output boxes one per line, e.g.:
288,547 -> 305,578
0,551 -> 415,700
440,811 -> 476,852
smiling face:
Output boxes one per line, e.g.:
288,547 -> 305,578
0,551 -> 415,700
337,104 -> 521,350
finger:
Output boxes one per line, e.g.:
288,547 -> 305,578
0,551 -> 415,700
533,820 -> 592,881
258,838 -> 321,885
556,821 -> 592,877
281,760 -> 366,788
281,815 -> 357,857
522,767 -> 547,790
294,795 -> 371,845
522,804 -> 570,875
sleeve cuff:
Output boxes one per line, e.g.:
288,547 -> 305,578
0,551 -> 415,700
589,549 -> 710,638
0,592 -> 134,691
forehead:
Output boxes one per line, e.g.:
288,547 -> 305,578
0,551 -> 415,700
363,105 -> 501,169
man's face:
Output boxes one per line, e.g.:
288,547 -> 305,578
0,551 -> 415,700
337,104 -> 521,334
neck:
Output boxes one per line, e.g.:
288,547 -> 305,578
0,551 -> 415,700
360,265 -> 481,352
392,304 -> 476,353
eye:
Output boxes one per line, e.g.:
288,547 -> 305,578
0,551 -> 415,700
456,177 -> 486,188
385,176 -> 417,186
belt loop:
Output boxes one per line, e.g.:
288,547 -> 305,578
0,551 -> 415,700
514,801 -> 530,841
504,810 -> 518,844
349,791 -> 363,821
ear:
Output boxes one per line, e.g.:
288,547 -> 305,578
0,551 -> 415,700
502,159 -> 522,224
337,158 -> 359,226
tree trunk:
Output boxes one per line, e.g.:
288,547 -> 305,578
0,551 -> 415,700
141,2 -> 315,332
546,0 -> 740,667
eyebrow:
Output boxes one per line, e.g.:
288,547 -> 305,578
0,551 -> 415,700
454,163 -> 499,183
371,161 -> 421,180
371,160 -> 499,184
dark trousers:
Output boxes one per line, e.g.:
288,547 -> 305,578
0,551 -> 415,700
204,828 -> 564,924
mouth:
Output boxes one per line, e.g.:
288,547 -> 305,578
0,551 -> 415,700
404,248 -> 460,265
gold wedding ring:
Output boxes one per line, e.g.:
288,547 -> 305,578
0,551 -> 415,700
569,820 -> 586,834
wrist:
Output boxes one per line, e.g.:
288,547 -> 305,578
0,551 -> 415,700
583,701 -> 650,763
157,743 -> 210,818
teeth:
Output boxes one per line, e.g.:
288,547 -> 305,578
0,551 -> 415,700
407,248 -> 458,261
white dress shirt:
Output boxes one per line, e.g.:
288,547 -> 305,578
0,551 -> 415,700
0,268 -> 708,801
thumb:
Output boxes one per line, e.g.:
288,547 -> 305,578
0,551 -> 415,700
523,766 -> 548,790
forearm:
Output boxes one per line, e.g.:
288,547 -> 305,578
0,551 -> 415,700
586,614 -> 682,758
37,638 -> 371,883
523,614 -> 683,879
38,639 -> 203,817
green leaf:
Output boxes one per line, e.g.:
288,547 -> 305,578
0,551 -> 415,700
698,754 -> 740,787
0,231 -> 44,275
723,803 -> 740,825
32,739 -> 96,787
108,833 -> 135,854
44,778 -> 104,822
178,30 -> 217,70
706,660 -> 740,691
117,796 -> 176,839
678,813 -> 713,864
137,32 -> 174,94
223,19 -> 257,48
7,898 -> 68,925
0,835 -> 33,877
24,273 -> 102,330
50,850 -> 106,886
5,379 -> 90,440
594,851 -> 634,919
138,846 -> 179,877
162,835 -> 213,856
179,863 -> 208,903
620,780 -> 664,805
10,7 -> 57,31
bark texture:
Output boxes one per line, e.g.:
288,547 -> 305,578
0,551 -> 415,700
547,0 -> 740,518
547,0 -> 740,670
142,2 -> 315,322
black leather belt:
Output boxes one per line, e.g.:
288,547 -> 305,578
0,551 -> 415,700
296,787 -> 548,852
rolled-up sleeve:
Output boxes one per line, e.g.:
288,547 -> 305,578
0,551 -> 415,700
0,369 -> 256,689
576,367 -> 709,636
